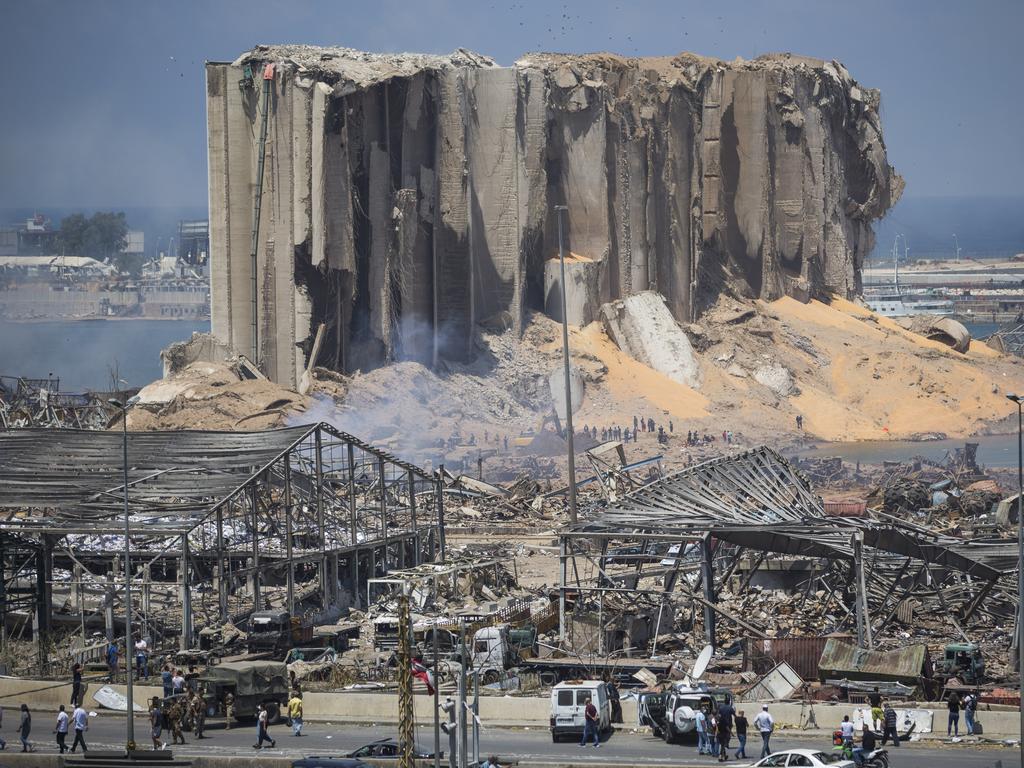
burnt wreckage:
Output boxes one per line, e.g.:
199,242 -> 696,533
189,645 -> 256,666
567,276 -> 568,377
205,46 -> 900,386
557,447 -> 1016,663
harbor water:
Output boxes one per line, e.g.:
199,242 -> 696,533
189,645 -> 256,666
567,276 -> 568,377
0,319 -> 209,392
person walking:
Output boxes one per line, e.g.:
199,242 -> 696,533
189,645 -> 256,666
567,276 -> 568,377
55,704 -> 69,753
71,662 -> 83,708
288,691 -> 303,737
881,701 -> 900,747
734,709 -> 748,759
168,698 -> 186,745
578,696 -> 599,747
947,692 -> 961,737
717,697 -> 735,762
0,704 -> 6,750
18,704 -> 31,753
695,706 -> 708,754
149,698 -> 166,751
753,704 -> 774,758
253,703 -> 275,749
963,690 -> 977,735
191,690 -> 206,739
70,703 -> 88,753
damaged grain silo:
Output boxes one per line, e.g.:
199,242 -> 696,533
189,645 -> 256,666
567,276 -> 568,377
205,45 -> 902,386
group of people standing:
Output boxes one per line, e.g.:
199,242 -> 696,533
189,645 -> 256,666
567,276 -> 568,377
946,690 -> 980,736
693,698 -> 755,762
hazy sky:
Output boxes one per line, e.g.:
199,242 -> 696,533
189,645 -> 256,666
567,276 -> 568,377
2,0 -> 1021,209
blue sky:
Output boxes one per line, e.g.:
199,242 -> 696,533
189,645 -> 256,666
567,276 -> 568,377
2,0 -> 1021,209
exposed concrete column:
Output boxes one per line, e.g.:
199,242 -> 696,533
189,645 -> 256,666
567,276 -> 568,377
852,531 -> 872,648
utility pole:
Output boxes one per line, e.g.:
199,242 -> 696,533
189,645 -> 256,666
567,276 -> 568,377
1004,393 -> 1024,768
554,205 -> 578,524
458,621 -> 468,768
397,585 -> 415,768
109,396 -> 140,751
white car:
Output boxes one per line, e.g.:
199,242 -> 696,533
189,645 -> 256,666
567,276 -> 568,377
746,748 -> 854,767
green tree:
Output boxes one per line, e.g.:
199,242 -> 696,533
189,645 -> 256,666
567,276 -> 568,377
58,213 -> 89,256
58,211 -> 129,261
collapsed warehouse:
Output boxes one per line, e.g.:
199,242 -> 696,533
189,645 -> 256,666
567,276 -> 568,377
0,424 -> 438,669
1,418 -> 1020,713
201,45 -> 901,386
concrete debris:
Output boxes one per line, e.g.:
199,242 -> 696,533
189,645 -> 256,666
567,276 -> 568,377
900,315 -> 972,354
601,292 -> 702,389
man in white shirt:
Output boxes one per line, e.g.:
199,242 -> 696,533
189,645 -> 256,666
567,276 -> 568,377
753,704 -> 774,758
55,705 -> 69,753
171,670 -> 185,695
70,705 -> 88,753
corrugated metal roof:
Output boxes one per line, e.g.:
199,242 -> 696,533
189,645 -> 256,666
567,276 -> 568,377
817,638 -> 929,683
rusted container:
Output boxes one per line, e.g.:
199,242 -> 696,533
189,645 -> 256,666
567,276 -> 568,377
744,635 -> 852,681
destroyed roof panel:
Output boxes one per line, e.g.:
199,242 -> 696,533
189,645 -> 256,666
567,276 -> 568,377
817,638 -> 929,683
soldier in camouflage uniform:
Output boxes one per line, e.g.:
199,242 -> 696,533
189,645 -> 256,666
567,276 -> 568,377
168,699 -> 186,745
190,689 -> 206,739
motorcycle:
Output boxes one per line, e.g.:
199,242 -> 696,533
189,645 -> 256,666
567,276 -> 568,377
832,731 -> 889,767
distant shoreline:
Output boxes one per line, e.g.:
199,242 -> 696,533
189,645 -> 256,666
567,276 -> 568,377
0,316 -> 209,324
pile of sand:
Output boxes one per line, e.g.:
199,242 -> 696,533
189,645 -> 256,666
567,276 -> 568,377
133,294 -> 1024,451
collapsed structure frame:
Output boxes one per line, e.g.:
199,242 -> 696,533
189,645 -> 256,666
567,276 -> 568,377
0,423 -> 442,662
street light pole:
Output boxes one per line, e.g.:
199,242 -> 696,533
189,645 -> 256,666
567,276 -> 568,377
1006,393 -> 1024,764
554,205 -> 578,524
110,395 -> 140,751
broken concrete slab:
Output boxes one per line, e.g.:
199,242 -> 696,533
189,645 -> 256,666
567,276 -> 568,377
601,291 -> 702,389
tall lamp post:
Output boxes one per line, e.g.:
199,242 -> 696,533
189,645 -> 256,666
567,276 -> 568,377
1006,392 -> 1024,763
109,395 -> 140,750
553,205 -> 577,524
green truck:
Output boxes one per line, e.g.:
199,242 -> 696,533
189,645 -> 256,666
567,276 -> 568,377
198,660 -> 290,723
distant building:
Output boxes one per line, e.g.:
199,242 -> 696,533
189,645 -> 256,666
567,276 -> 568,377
178,220 -> 209,266
16,214 -> 60,255
124,230 -> 145,255
0,228 -> 16,257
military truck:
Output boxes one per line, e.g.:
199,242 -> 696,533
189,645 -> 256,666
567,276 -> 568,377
940,643 -> 985,685
197,660 -> 290,723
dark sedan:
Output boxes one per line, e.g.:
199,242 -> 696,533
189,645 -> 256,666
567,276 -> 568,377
347,738 -> 442,760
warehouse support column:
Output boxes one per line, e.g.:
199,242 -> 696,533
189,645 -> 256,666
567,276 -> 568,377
284,454 -> 296,616
700,534 -> 716,649
315,428 -> 328,610
408,470 -> 420,565
216,503 -> 227,620
250,484 -> 261,611
180,534 -> 193,650
378,457 -> 389,572
36,536 -> 53,667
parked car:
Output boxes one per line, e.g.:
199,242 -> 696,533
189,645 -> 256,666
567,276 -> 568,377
744,748 -> 854,767
291,758 -> 370,768
346,738 -> 442,760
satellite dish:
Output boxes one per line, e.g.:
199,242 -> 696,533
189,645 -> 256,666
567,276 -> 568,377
690,644 -> 714,682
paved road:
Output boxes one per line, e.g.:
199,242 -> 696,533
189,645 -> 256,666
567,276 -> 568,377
19,715 -> 1015,768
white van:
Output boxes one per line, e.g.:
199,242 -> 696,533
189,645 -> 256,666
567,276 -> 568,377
549,680 -> 611,742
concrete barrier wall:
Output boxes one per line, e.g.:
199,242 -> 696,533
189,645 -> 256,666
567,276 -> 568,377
0,678 -> 1017,738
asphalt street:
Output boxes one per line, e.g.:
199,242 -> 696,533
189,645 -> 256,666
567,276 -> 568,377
12,714 -> 1017,768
